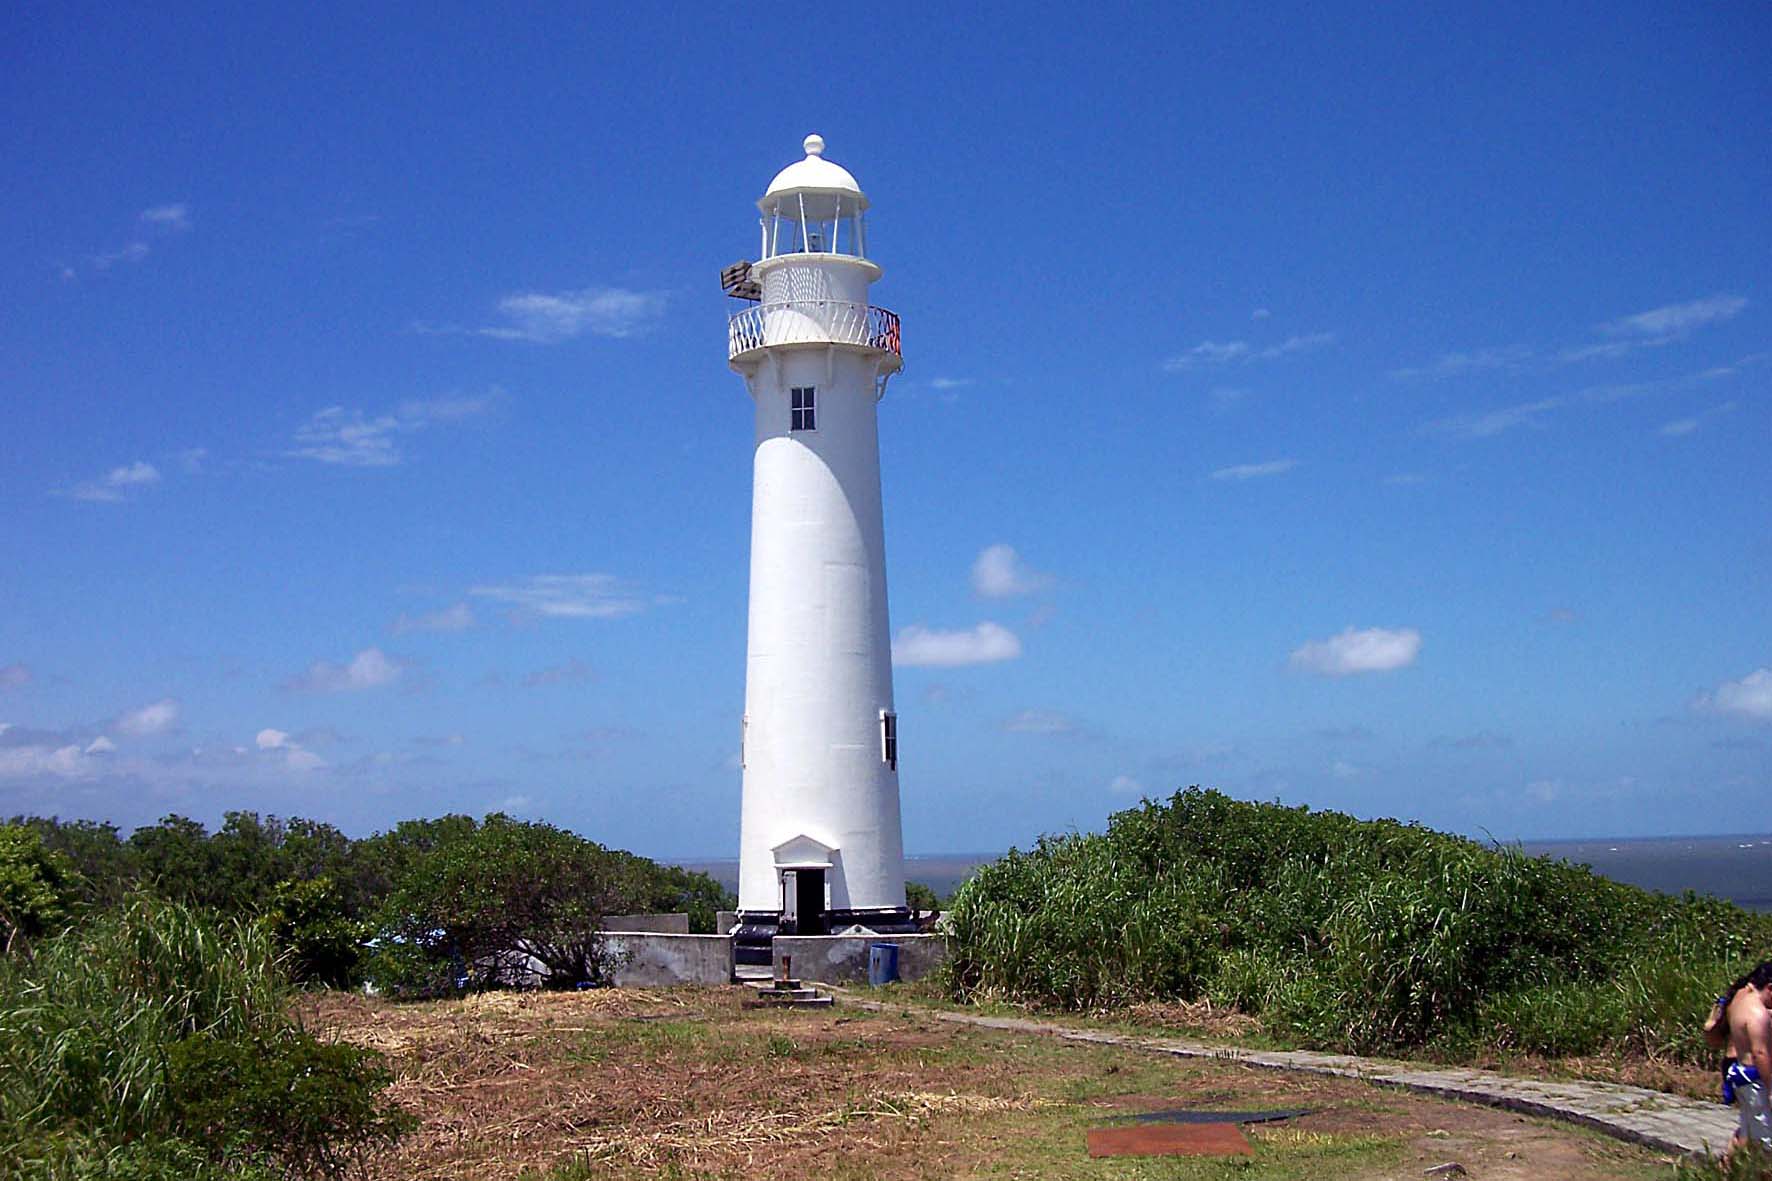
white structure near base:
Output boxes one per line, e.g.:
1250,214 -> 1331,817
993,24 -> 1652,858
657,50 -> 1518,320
728,135 -> 911,956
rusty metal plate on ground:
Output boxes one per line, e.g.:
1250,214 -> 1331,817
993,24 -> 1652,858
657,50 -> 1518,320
1086,1122 -> 1254,1157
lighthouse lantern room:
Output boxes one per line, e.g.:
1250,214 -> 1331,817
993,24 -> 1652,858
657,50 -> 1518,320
725,135 -> 912,964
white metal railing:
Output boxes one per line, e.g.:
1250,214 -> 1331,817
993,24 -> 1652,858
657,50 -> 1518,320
728,300 -> 902,361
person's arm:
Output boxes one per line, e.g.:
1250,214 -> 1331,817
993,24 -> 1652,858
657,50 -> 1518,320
1707,996 -> 1731,1050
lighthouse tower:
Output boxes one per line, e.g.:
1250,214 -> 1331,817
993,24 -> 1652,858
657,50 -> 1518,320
724,135 -> 912,961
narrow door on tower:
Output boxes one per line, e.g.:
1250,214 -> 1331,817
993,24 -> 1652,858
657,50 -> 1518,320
796,869 -> 827,935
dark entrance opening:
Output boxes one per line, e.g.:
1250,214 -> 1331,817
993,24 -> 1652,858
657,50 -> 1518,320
794,868 -> 827,935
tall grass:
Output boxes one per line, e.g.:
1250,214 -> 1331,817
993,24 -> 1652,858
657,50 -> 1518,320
0,895 -> 406,1179
942,789 -> 1771,1064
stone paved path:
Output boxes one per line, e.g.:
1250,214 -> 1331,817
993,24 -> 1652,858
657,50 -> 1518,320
831,991 -> 1737,1158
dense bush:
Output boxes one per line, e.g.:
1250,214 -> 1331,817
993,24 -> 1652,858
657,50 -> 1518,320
0,896 -> 409,1178
943,788 -> 1772,1063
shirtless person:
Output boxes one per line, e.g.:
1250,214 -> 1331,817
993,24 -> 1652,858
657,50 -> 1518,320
1726,961 -> 1772,1156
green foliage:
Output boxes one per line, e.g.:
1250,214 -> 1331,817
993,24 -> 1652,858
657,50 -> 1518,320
262,877 -> 365,988
167,1029 -> 413,1177
0,896 -> 407,1179
905,880 -> 943,914
943,788 -> 1772,1063
7,816 -> 134,911
371,813 -> 655,992
0,824 -> 84,955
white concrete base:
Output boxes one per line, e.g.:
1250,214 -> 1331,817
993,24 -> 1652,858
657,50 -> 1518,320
602,933 -> 734,987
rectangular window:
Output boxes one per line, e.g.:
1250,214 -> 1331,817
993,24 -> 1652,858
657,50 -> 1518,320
790,386 -> 816,432
881,710 -> 897,771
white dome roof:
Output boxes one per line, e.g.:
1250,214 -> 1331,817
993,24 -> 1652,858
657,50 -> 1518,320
762,134 -> 868,210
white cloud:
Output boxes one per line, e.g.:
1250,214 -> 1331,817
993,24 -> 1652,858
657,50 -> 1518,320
893,622 -> 1021,668
1424,397 -> 1564,439
971,544 -> 1051,598
1251,308 -> 1271,320
255,727 -> 323,770
65,460 -> 161,503
116,698 -> 180,736
929,376 -> 974,390
1163,340 -> 1249,370
90,241 -> 151,270
1698,669 -> 1772,722
286,647 -> 402,693
470,574 -> 647,620
289,394 -> 492,468
1389,347 -> 1532,381
84,735 -> 116,755
500,794 -> 534,815
1108,774 -> 1144,795
1660,418 -> 1699,437
392,603 -> 475,634
1330,760 -> 1362,780
1003,708 -> 1076,734
0,664 -> 29,690
1601,294 -> 1747,340
479,287 -> 668,343
1164,333 -> 1336,371
1290,627 -> 1422,677
139,203 -> 191,231
0,743 -> 96,780
1210,458 -> 1297,481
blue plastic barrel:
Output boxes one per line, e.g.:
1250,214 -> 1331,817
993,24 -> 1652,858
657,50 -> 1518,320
868,942 -> 901,987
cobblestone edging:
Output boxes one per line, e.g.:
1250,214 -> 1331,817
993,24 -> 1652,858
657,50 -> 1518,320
830,992 -> 1737,1158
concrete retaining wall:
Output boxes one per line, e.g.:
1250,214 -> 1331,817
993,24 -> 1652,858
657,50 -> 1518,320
603,932 -> 733,987
716,910 -> 740,935
603,912 -> 690,934
773,934 -> 948,985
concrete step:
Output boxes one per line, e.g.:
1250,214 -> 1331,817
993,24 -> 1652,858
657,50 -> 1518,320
746,993 -> 835,1010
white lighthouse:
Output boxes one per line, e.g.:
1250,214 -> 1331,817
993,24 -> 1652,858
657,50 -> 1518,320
724,135 -> 912,962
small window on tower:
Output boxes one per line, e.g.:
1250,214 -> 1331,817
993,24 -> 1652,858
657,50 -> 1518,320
790,387 -> 816,432
881,710 -> 898,771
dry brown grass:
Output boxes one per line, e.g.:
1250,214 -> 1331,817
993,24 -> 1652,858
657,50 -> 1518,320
310,987 -> 1675,1181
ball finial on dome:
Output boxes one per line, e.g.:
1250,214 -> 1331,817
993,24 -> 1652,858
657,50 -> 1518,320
803,133 -> 825,158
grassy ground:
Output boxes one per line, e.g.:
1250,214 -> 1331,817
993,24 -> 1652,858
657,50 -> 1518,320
869,981 -> 1719,1101
307,987 -> 1683,1180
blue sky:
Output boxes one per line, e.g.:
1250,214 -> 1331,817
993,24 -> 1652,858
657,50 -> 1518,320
3,3 -> 1768,854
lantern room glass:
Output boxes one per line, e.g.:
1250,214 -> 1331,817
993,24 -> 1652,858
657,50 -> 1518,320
760,193 -> 868,260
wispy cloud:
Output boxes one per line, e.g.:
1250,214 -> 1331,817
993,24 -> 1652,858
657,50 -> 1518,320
290,394 -> 492,467
1290,627 -> 1422,676
1696,669 -> 1772,723
1164,333 -> 1335,371
1659,400 -> 1737,438
930,376 -> 974,391
62,460 -> 161,503
470,574 -> 648,620
1423,397 -> 1564,439
139,203 -> 192,232
1003,708 -> 1077,734
391,603 -> 475,634
115,698 -> 180,737
284,647 -> 403,693
892,622 -> 1021,668
67,203 -> 193,280
1108,774 -> 1145,795
1397,295 -> 1748,376
521,658 -> 592,688
473,287 -> 669,343
0,664 -> 31,691
1600,295 -> 1748,340
1388,347 -> 1532,381
1210,458 -> 1297,481
255,728 -> 325,771
971,544 -> 1051,598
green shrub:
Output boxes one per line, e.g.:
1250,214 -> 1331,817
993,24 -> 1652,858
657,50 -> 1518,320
942,788 -> 1772,1064
0,895 -> 408,1177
